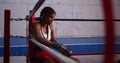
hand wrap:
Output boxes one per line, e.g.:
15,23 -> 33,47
52,42 -> 61,48
52,42 -> 72,57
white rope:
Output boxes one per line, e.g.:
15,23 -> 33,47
30,38 -> 77,63
26,0 -> 45,20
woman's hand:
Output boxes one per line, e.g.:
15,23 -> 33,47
58,44 -> 72,57
52,42 -> 72,57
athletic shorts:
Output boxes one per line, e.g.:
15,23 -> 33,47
35,51 -> 60,63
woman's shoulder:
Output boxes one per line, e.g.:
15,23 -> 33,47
32,22 -> 40,26
49,23 -> 54,31
31,22 -> 41,28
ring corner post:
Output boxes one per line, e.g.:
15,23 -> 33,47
4,10 -> 11,63
28,10 -> 35,63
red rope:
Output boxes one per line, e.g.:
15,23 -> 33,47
101,0 -> 115,63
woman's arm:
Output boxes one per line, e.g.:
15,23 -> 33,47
49,23 -> 56,42
49,23 -> 72,57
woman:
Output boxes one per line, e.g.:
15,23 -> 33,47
30,6 -> 79,63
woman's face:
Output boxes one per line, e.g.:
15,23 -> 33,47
43,13 -> 56,25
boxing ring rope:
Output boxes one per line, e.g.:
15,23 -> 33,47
101,0 -> 115,63
29,38 -> 77,63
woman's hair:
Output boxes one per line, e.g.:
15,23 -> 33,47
39,6 -> 56,23
40,6 -> 56,16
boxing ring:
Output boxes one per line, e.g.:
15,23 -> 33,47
3,0 -> 117,63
